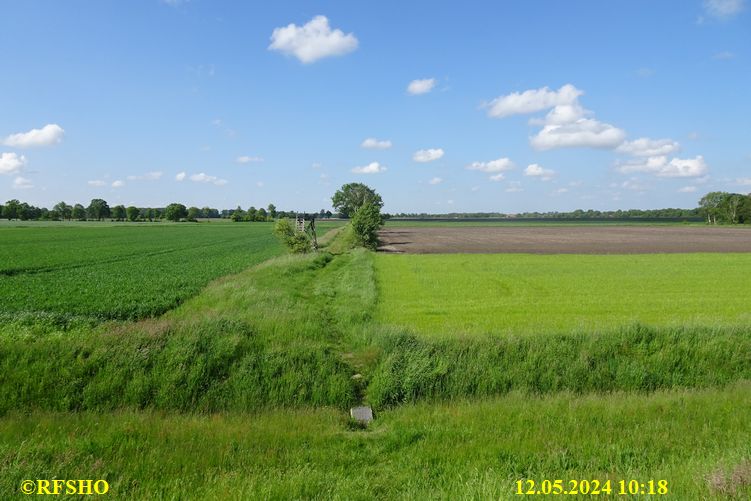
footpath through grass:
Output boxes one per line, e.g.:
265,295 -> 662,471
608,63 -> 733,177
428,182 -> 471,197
375,253 -> 751,336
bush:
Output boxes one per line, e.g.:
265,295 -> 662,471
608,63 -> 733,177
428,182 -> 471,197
274,218 -> 312,253
351,203 -> 382,250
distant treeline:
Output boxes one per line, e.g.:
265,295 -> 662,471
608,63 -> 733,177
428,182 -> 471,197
3,191 -> 749,224
0,199 -> 332,223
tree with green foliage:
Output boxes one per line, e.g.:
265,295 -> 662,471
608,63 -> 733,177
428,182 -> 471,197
273,218 -> 312,253
126,206 -> 139,222
331,183 -> 384,218
720,193 -> 745,225
187,206 -> 201,222
87,199 -> 110,221
3,199 -> 21,220
267,203 -> 277,219
165,203 -> 187,222
231,206 -> 245,222
53,201 -> 72,221
698,192 -> 725,224
351,201 -> 383,249
111,205 -> 126,221
72,204 -> 86,220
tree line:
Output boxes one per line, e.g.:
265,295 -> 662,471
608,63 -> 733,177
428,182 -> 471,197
0,199 -> 324,223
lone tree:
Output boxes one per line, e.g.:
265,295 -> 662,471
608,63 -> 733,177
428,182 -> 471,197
331,183 -> 383,218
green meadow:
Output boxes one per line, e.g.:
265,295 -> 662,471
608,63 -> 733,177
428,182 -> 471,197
375,253 -> 751,336
1,223 -> 750,499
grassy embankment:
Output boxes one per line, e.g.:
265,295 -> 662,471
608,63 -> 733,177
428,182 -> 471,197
1,224 -> 750,498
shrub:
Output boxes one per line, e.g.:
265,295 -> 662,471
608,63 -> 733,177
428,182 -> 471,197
351,203 -> 382,250
274,218 -> 312,253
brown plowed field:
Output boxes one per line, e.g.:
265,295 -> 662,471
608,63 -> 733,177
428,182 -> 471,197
377,225 -> 751,254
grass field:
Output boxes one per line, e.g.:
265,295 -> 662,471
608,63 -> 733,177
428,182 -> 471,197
1,222 -> 750,499
2,383 -> 750,499
375,253 -> 751,335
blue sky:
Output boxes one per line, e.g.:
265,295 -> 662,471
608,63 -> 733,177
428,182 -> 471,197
1,0 -> 749,213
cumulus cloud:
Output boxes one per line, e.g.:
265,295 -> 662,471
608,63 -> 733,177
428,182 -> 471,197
175,172 -> 187,181
703,0 -> 745,18
466,157 -> 515,173
190,172 -> 228,185
88,180 -> 106,187
485,84 -> 582,118
489,173 -> 505,182
351,161 -> 386,174
524,163 -> 555,181
617,138 -> 680,157
679,186 -> 698,193
486,84 -> 625,150
428,177 -> 443,185
413,148 -> 444,163
361,138 -> 392,149
0,152 -> 26,174
531,118 -> 625,150
13,176 -> 33,190
407,78 -> 436,95
619,178 -> 650,191
111,180 -> 125,188
236,155 -> 264,164
268,15 -> 358,64
617,155 -> 708,177
3,124 -> 65,148
126,171 -> 163,181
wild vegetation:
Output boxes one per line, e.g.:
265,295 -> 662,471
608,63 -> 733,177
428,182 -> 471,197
1,204 -> 749,498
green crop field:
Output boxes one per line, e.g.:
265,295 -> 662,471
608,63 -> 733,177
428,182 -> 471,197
375,253 -> 751,335
0,221 -> 340,321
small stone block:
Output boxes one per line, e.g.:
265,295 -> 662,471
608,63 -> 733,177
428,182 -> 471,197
350,406 -> 373,424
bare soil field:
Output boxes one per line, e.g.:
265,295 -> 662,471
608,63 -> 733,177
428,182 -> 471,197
377,225 -> 751,254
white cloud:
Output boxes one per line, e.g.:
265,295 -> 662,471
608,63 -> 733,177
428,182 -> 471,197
531,118 -> 625,150
268,15 -> 358,64
703,0 -> 745,18
236,155 -> 264,164
620,178 -> 650,191
413,148 -> 444,163
256,181 -> 264,187
13,176 -> 33,190
0,152 -> 26,174
485,84 -> 582,118
554,187 -> 569,194
190,172 -> 228,185
126,171 -> 163,181
524,163 -> 555,181
351,161 -> 387,174
486,84 -> 625,150
361,138 -> 392,149
679,186 -> 698,193
466,157 -> 515,173
3,124 -> 65,148
737,177 -> 751,186
175,172 -> 187,181
111,180 -> 125,188
489,173 -> 505,182
428,177 -> 443,185
87,180 -> 106,187
617,138 -> 680,157
407,78 -> 436,95
617,155 -> 709,177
